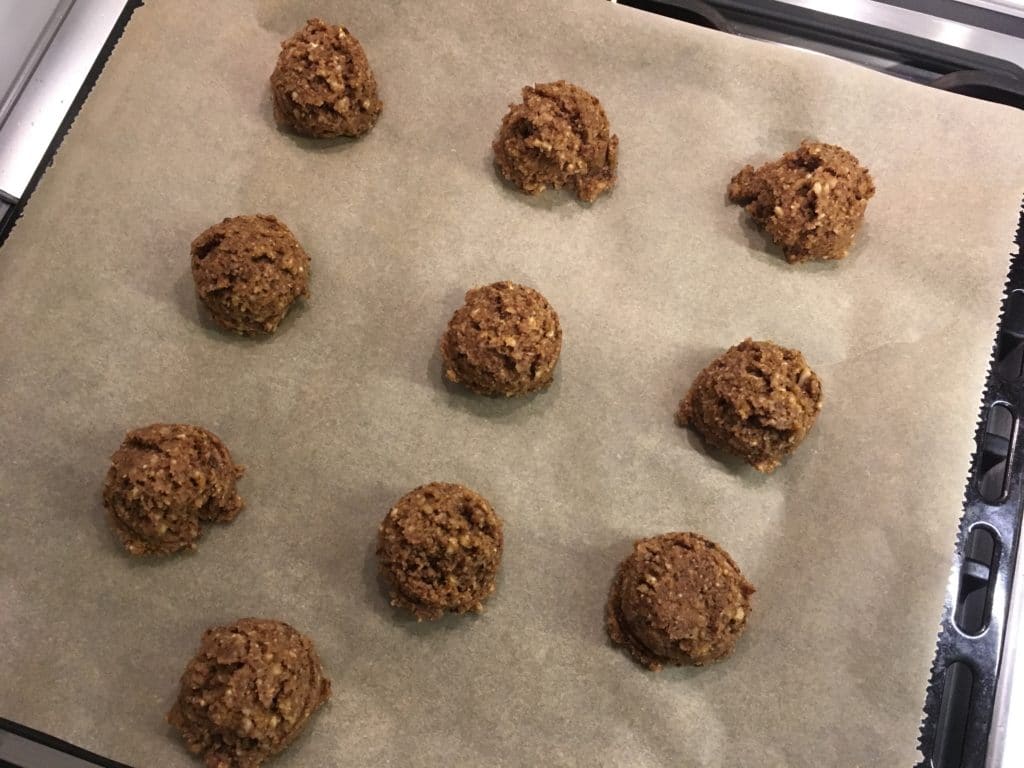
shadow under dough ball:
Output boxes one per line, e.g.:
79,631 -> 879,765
678,339 -> 823,473
168,618 -> 331,768
102,423 -> 244,556
270,18 -> 382,138
607,532 -> 755,671
728,140 -> 875,263
440,281 -> 562,397
191,214 -> 309,335
377,482 -> 504,621
493,80 -> 618,203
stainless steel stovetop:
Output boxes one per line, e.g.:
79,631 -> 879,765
0,0 -> 132,237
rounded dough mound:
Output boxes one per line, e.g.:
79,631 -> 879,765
606,532 -> 755,670
493,80 -> 618,203
440,281 -> 562,397
191,214 -> 309,335
102,424 -> 244,556
677,338 -> 823,473
377,482 -> 504,621
167,618 -> 331,768
270,18 -> 382,138
728,140 -> 875,263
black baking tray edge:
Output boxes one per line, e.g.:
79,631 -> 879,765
917,202 -> 1024,768
0,718 -> 133,768
0,0 -> 144,250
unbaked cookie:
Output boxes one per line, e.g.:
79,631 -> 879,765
191,214 -> 309,335
377,482 -> 504,620
728,140 -> 875,263
168,618 -> 331,768
607,532 -> 755,670
440,281 -> 562,397
493,80 -> 618,203
103,423 -> 244,556
677,339 -> 823,473
270,18 -> 382,138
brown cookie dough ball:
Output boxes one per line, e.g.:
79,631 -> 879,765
102,424 -> 244,556
677,339 -> 823,473
168,618 -> 331,768
728,140 -> 875,263
493,80 -> 618,203
607,532 -> 755,670
191,214 -> 309,335
377,482 -> 504,621
440,281 -> 562,397
270,18 -> 382,139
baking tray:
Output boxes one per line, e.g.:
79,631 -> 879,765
917,205 -> 1024,768
2,1 -> 1024,766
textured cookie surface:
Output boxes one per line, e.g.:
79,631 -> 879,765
377,482 -> 504,620
441,281 -> 562,397
191,214 -> 309,335
270,18 -> 382,138
728,140 -> 875,262
167,618 -> 331,768
493,80 -> 618,202
607,532 -> 755,670
103,423 -> 244,556
678,339 -> 823,473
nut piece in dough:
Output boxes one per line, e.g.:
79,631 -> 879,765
191,214 -> 309,335
728,140 -> 875,263
102,423 -> 244,556
377,482 -> 504,621
167,618 -> 331,768
270,18 -> 382,139
677,339 -> 823,473
493,80 -> 618,203
606,532 -> 755,670
440,281 -> 562,397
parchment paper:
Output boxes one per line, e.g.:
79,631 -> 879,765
2,1 -> 1024,765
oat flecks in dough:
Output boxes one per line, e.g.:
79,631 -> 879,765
377,482 -> 504,621
440,281 -> 562,397
270,18 -> 382,139
191,214 -> 310,336
606,532 -> 755,671
728,140 -> 875,263
493,80 -> 618,203
168,618 -> 331,768
677,339 -> 823,473
102,424 -> 245,556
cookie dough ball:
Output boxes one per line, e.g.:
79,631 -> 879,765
377,482 -> 504,621
493,80 -> 618,203
270,18 -> 382,138
677,339 -> 823,473
607,532 -> 755,670
102,424 -> 244,556
440,281 -> 562,397
191,214 -> 309,335
728,140 -> 875,263
168,618 -> 331,768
